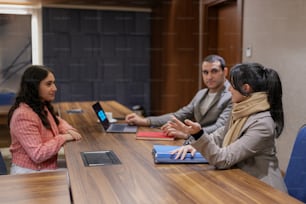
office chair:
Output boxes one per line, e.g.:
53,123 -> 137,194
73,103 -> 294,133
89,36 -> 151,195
0,92 -> 15,105
284,124 -> 306,203
0,151 -> 8,175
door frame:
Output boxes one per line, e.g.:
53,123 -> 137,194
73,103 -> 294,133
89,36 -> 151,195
199,0 -> 243,88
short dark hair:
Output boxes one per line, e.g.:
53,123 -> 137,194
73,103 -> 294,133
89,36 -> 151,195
203,54 -> 226,70
229,62 -> 284,137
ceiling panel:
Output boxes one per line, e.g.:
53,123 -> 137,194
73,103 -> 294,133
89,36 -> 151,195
0,0 -> 161,8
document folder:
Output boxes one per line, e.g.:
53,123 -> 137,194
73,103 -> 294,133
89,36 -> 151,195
136,131 -> 174,141
152,145 -> 208,164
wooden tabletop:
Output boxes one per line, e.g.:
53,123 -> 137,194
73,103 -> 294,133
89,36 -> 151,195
0,171 -> 71,204
0,105 -> 10,125
59,101 -> 302,204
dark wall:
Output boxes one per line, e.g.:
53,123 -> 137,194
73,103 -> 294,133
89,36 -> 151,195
43,7 -> 151,112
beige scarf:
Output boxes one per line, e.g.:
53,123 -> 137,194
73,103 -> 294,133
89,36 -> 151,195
222,92 -> 270,147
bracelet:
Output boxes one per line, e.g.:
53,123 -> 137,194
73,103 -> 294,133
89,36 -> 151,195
191,129 -> 204,141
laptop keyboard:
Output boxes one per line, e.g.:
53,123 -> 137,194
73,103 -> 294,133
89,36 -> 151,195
109,124 -> 125,131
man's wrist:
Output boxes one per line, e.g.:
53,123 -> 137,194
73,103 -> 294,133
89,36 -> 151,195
146,118 -> 151,126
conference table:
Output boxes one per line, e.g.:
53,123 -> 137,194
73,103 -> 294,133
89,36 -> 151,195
58,101 -> 302,204
0,171 -> 71,204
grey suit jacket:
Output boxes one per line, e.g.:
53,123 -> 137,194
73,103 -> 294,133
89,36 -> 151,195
192,111 -> 287,193
148,80 -> 232,134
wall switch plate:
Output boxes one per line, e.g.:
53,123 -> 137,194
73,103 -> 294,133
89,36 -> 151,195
246,46 -> 252,57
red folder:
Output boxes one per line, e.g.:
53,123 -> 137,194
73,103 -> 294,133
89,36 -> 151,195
136,131 -> 174,141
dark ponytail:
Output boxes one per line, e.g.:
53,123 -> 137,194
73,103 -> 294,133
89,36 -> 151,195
230,63 -> 284,137
265,68 -> 284,137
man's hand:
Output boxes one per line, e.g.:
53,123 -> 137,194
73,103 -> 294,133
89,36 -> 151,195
165,116 -> 202,135
161,120 -> 188,139
125,113 -> 149,126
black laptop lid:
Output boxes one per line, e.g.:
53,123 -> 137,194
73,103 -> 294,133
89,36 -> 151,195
92,102 -> 110,130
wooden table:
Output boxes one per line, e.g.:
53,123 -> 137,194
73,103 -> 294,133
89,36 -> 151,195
59,101 -> 302,204
0,105 -> 11,147
0,171 -> 71,204
0,105 -> 10,125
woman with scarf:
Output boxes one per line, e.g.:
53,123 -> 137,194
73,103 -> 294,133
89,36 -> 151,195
169,62 -> 287,192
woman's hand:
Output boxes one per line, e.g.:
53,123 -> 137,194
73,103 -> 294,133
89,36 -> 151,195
170,145 -> 197,160
166,116 -> 202,135
64,130 -> 82,141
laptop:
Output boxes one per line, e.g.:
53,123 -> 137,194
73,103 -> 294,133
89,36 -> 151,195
92,102 -> 138,133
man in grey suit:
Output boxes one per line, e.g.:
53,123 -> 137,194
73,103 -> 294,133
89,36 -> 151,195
125,54 -> 232,140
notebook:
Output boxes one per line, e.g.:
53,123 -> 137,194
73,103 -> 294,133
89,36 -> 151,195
152,145 -> 208,164
92,102 -> 138,133
136,131 -> 174,141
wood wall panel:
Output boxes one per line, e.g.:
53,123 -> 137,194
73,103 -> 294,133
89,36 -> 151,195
202,0 -> 243,72
151,0 -> 199,115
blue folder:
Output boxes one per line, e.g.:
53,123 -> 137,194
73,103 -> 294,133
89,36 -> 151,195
152,145 -> 208,164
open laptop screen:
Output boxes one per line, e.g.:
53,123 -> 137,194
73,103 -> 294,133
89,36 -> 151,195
92,102 -> 110,130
